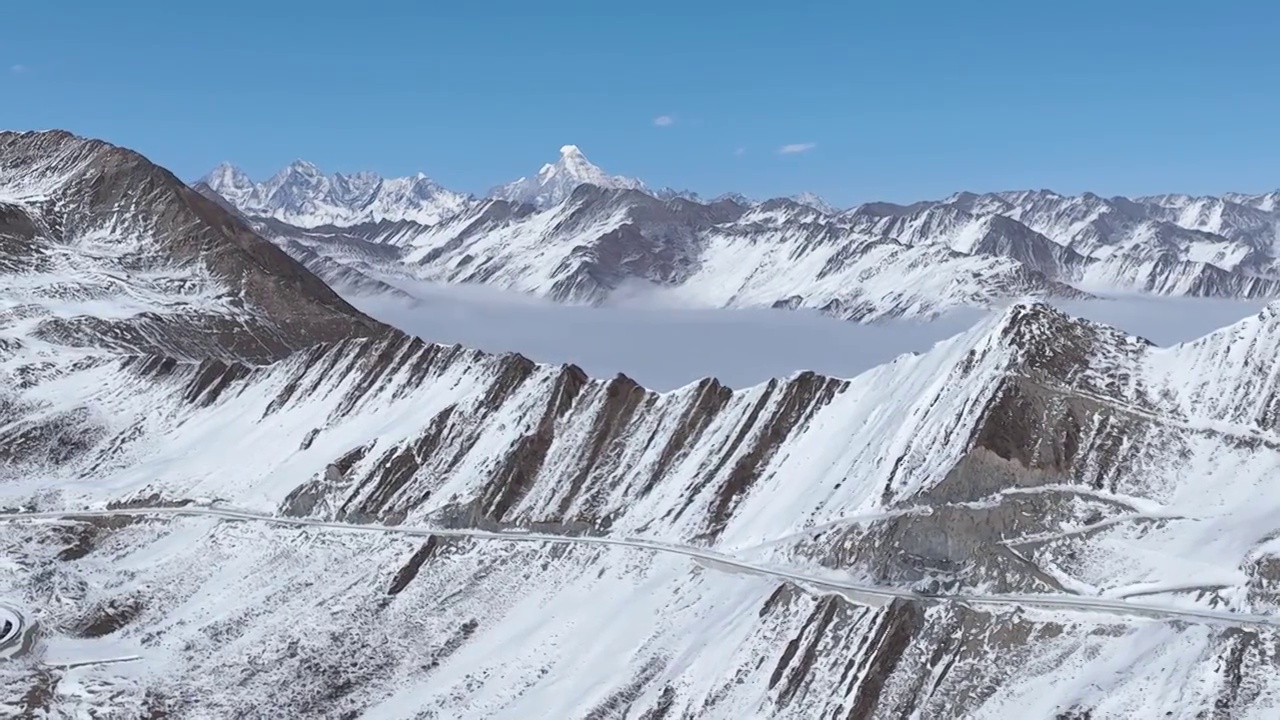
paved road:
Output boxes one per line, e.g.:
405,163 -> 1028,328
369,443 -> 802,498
3,505 -> 1279,631
0,600 -> 36,660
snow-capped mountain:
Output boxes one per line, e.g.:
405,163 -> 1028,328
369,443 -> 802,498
0,130 -> 384,362
1224,190 -> 1280,212
259,187 -> 1085,321
487,144 -> 648,208
244,182 -> 1280,323
789,191 -> 838,214
199,160 -> 473,228
196,141 -> 1279,319
12,130 -> 1280,717
938,189 -> 1279,267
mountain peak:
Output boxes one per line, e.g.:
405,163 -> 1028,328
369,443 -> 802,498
198,160 -> 469,228
285,159 -> 323,175
790,192 -> 837,214
201,162 -> 257,204
489,145 -> 646,209
205,162 -> 250,183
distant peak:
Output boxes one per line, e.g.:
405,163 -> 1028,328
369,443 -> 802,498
487,145 -> 646,209
287,159 -> 322,173
790,192 -> 837,214
201,162 -> 253,189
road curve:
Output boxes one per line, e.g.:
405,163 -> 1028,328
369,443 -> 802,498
0,600 -> 36,660
3,505 -> 1278,631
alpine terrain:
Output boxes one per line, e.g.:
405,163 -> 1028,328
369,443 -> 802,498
201,147 -> 1280,322
5,130 -> 1280,718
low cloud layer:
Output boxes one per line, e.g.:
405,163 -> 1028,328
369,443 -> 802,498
347,281 -> 1269,392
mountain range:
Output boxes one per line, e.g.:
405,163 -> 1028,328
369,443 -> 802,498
8,129 -> 1280,717
200,146 -> 1280,321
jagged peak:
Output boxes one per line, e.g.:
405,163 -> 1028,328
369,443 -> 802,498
976,301 -> 1151,367
202,162 -> 253,188
284,159 -> 323,174
489,145 -> 646,209
789,192 -> 837,214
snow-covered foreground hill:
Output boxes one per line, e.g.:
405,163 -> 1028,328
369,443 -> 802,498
10,300 -> 1280,715
7,130 -> 1280,718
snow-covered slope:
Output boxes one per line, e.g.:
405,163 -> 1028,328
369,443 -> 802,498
10,131 -> 1280,717
200,160 -> 473,228
789,191 -> 838,214
842,202 -> 1092,281
200,145 -> 1279,314
252,189 -> 1083,321
229,181 -> 1280,323
9,286 -> 1280,715
0,131 -> 386,363
488,145 -> 648,209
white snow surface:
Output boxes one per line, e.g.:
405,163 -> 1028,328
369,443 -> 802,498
243,180 -> 1280,331
203,146 -> 1280,315
9,292 -> 1280,715
199,160 -> 473,228
291,191 -> 1079,322
351,281 -> 1268,391
487,145 -> 648,209
10,132 -> 1280,716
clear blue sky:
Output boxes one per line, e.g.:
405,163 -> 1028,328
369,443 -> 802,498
2,1 -> 1276,205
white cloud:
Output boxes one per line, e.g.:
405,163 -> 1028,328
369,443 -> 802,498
351,281 -> 1269,391
653,115 -> 675,127
734,147 -> 746,156
349,279 -> 986,391
10,64 -> 26,75
778,143 -> 816,155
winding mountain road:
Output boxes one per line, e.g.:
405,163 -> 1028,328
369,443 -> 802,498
0,600 -> 36,660
2,505 -> 1278,632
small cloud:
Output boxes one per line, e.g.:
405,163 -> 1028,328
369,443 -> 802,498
10,64 -> 27,74
653,115 -> 675,127
778,143 -> 816,155
734,147 -> 746,157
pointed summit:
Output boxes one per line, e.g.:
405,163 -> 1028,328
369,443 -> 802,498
489,145 -> 647,209
789,192 -> 837,214
200,162 -> 257,205
279,159 -> 325,181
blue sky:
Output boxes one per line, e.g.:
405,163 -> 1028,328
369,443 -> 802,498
2,1 -> 1276,205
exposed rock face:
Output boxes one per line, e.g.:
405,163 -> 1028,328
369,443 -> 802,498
9,296 -> 1280,715
241,185 -> 1085,321
0,130 -> 387,362
201,160 -> 1280,319
6,132 -> 1280,717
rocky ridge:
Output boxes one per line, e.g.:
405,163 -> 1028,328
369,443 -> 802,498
204,149 -> 1280,319
5,131 -> 1280,717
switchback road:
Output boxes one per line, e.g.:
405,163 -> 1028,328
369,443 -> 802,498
2,505 -> 1277,631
